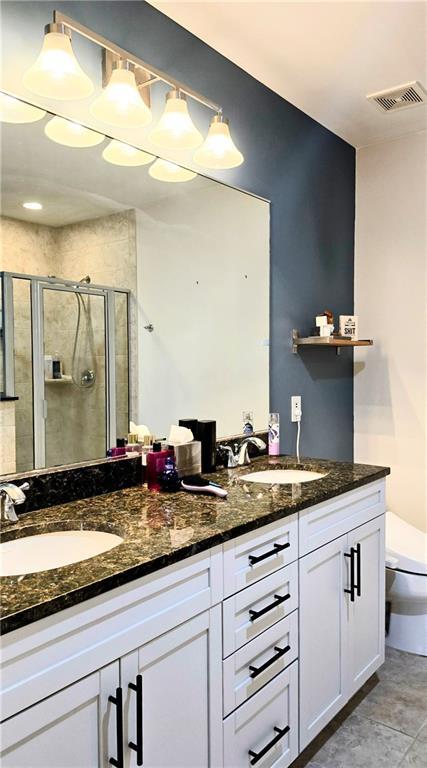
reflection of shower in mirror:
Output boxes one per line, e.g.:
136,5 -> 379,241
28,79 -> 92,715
72,275 -> 97,389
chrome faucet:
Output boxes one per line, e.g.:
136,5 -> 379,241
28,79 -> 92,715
0,482 -> 29,522
218,437 -> 266,468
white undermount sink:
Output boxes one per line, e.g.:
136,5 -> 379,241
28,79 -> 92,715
0,530 -> 123,577
240,469 -> 327,485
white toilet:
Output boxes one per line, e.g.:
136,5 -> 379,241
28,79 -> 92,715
386,510 -> 427,656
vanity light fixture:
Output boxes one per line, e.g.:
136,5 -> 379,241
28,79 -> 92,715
22,201 -> 43,210
102,139 -> 155,166
193,113 -> 244,170
150,90 -> 203,150
23,11 -> 244,170
90,61 -> 152,128
44,116 -> 105,147
148,158 -> 196,183
23,23 -> 94,100
0,92 -> 46,123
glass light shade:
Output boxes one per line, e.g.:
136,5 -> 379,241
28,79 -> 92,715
193,115 -> 244,169
23,25 -> 94,100
90,64 -> 152,128
0,93 -> 46,123
102,139 -> 154,167
44,116 -> 104,148
148,159 -> 196,183
150,90 -> 203,150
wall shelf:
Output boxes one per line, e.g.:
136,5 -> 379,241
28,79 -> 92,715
292,330 -> 373,356
45,375 -> 73,384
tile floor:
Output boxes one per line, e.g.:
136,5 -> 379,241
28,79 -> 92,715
291,647 -> 427,768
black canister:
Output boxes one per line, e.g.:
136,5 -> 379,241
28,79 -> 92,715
198,420 -> 216,473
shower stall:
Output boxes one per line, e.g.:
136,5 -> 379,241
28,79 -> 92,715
0,271 -> 129,472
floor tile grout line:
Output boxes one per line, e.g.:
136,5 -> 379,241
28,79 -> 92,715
354,711 -> 420,740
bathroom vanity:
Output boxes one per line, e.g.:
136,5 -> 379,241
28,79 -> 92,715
0,457 -> 389,767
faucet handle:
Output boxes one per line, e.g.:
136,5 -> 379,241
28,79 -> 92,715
19,482 -> 30,492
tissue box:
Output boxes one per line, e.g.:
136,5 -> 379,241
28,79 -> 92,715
174,441 -> 202,478
339,315 -> 359,340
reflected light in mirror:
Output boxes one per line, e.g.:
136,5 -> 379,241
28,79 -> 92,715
90,62 -> 152,128
102,139 -> 155,167
23,24 -> 94,100
22,201 -> 43,210
150,90 -> 203,150
0,93 -> 46,123
194,114 -> 244,170
44,116 -> 105,148
148,158 -> 197,183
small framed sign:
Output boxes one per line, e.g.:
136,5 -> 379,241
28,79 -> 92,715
339,315 -> 359,340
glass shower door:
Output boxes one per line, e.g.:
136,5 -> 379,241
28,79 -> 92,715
40,286 -> 107,468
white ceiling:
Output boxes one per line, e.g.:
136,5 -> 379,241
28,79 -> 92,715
149,1 -> 427,148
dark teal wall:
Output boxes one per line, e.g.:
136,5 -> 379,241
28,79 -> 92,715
3,1 -> 356,459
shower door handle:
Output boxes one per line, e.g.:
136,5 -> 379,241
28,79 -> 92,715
43,399 -> 48,419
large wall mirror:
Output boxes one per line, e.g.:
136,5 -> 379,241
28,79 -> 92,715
0,94 -> 269,476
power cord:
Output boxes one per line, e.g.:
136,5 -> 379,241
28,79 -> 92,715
296,420 -> 301,464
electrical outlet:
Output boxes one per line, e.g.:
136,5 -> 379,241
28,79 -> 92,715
291,395 -> 302,422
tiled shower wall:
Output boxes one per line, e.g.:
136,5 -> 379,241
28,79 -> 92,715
0,210 -> 136,473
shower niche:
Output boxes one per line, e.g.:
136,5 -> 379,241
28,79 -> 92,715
0,271 -> 129,473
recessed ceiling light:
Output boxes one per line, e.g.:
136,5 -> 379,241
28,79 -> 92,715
22,201 -> 43,210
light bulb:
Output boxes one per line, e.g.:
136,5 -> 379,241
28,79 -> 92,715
102,139 -> 155,167
193,114 -> 244,169
90,61 -> 152,128
0,93 -> 46,123
23,201 -> 43,210
148,159 -> 196,183
23,23 -> 94,100
150,90 -> 203,150
44,116 -> 104,148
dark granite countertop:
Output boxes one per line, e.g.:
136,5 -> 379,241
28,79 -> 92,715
0,456 -> 390,635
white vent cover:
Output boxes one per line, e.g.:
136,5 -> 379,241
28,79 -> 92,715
367,81 -> 427,113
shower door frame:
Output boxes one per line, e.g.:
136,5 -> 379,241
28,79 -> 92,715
1,272 -> 130,470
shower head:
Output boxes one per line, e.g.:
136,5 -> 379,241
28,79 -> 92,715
79,275 -> 91,283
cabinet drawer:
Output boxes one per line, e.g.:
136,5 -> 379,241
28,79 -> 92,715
223,661 -> 298,768
223,515 -> 298,598
223,562 -> 298,658
299,480 -> 385,556
223,610 -> 298,717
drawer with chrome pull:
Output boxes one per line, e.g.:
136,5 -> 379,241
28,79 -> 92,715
223,514 -> 298,598
223,562 -> 298,658
223,609 -> 298,717
223,660 -> 298,768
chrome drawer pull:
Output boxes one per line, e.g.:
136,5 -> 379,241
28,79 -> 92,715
249,593 -> 290,622
249,644 -> 291,679
248,725 -> 290,765
248,542 -> 290,566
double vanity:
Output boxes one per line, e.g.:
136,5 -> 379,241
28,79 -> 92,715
0,455 -> 389,767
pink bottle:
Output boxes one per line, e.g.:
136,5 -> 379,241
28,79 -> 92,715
146,443 -> 168,491
268,413 -> 280,456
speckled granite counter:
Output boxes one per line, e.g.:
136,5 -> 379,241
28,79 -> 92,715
0,456 -> 389,634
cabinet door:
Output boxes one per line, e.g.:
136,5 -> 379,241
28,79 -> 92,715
122,606 -> 222,768
0,662 -> 119,768
299,535 -> 348,751
347,515 -> 385,697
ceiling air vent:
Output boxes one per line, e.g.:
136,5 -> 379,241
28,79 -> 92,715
367,81 -> 427,113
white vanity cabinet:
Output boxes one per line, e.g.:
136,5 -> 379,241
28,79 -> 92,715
299,483 -> 386,750
0,478 -> 386,767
